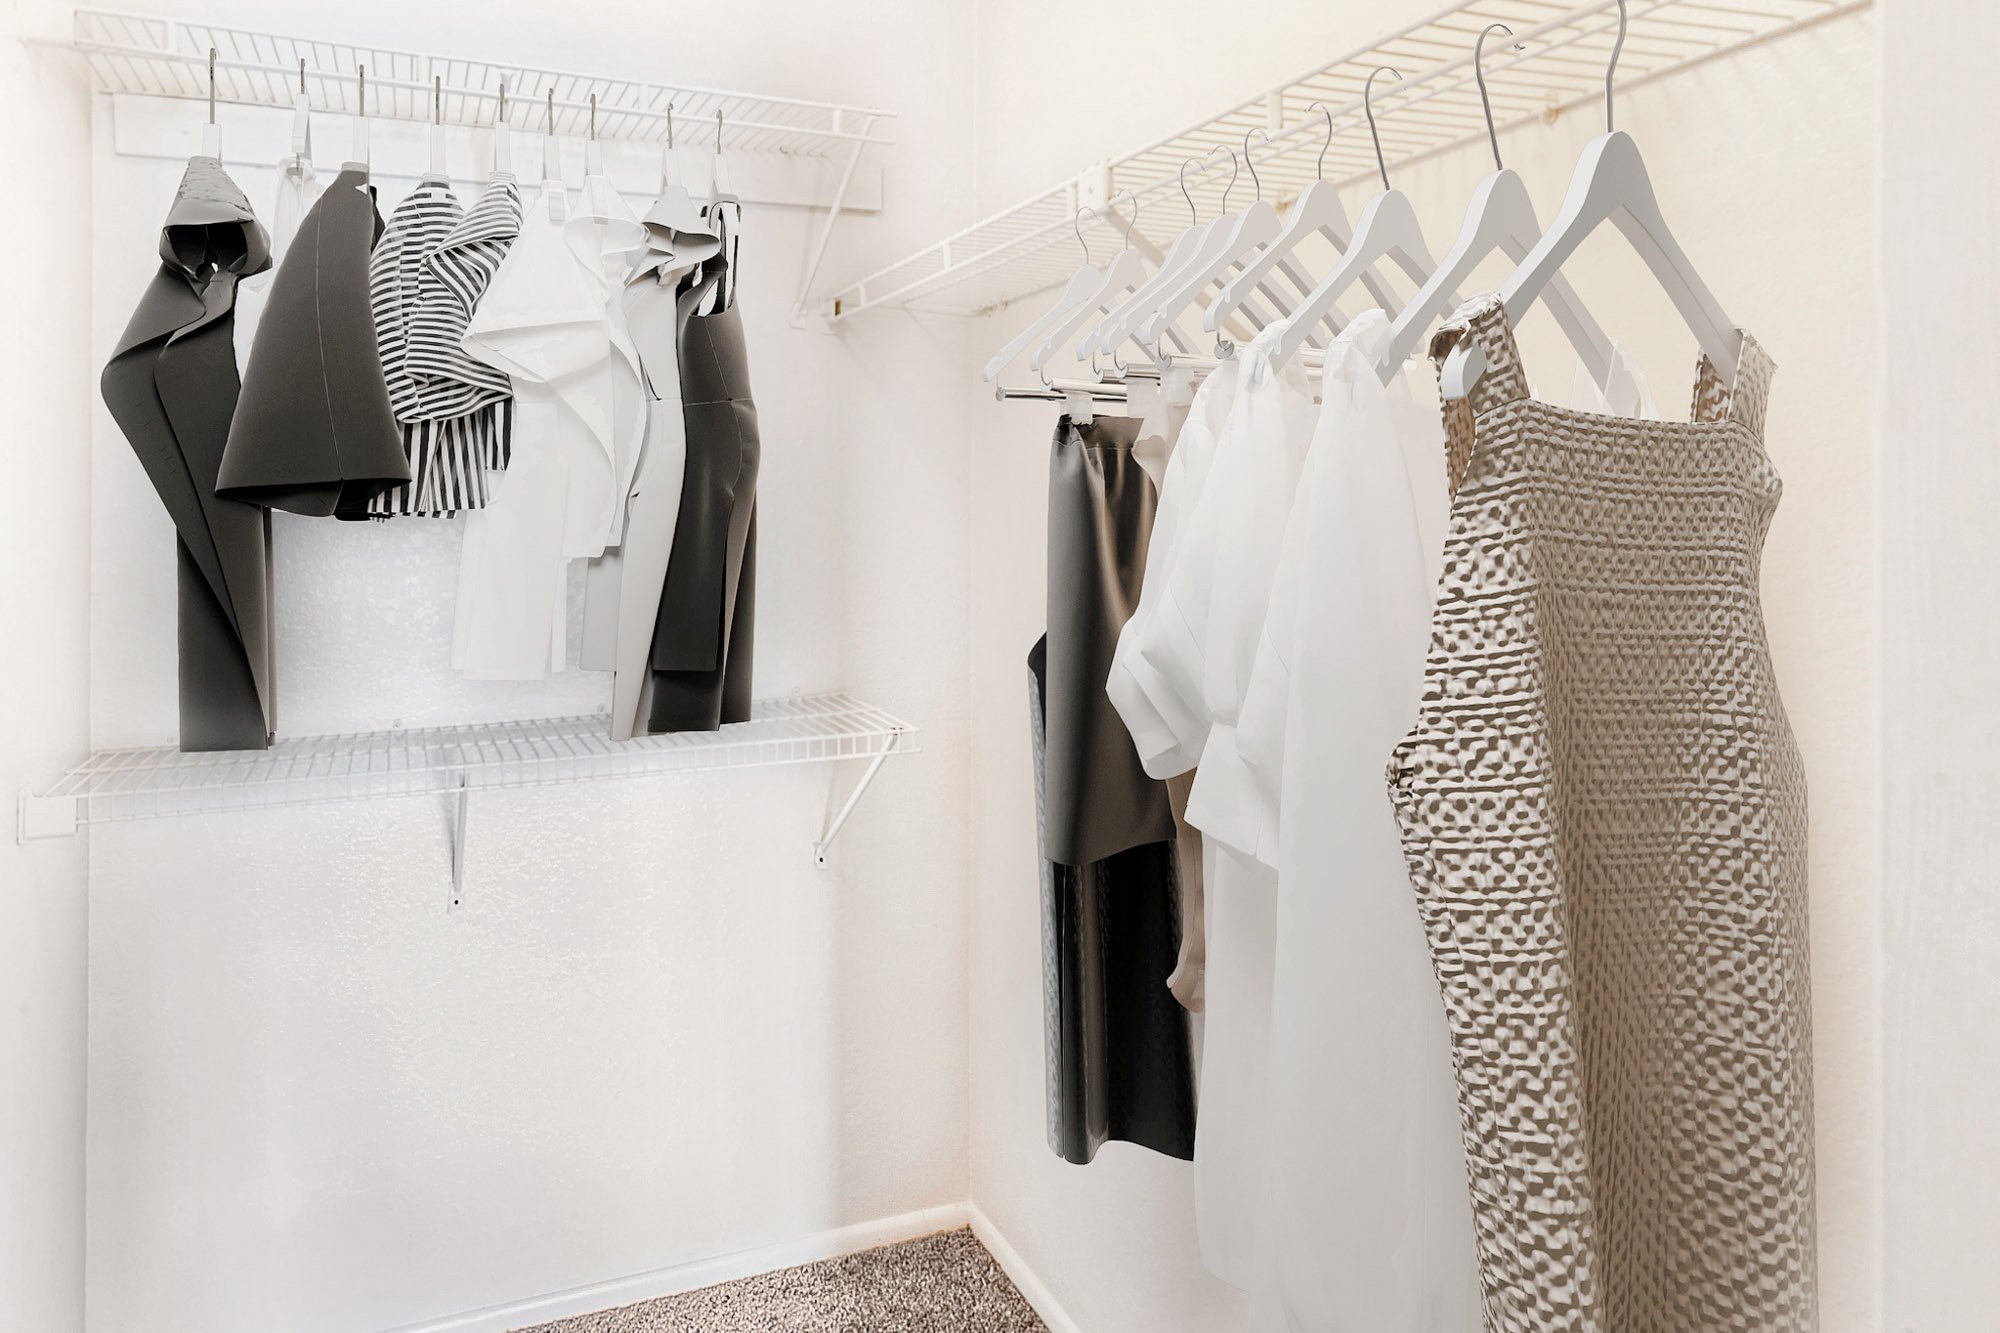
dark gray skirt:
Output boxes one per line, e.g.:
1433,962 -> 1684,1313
217,165 -> 409,520
1031,413 -> 1195,1164
1031,637 -> 1195,1164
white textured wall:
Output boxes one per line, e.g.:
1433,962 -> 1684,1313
0,8 -> 93,1333
77,2 -> 977,1331
961,5 -> 1881,1332
1880,4 -> 2000,1330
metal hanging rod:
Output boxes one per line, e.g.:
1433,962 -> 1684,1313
823,0 -> 1866,320
53,8 -> 896,154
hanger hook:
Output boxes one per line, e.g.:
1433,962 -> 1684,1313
1304,102 -> 1334,182
298,57 -> 306,97
435,75 -> 443,127
1364,66 -> 1400,192
1474,24 -> 1522,172
1073,205 -> 1097,267
1605,0 -> 1627,133
497,80 -> 506,123
716,108 -> 725,151
1177,159 -> 1200,226
207,48 -> 216,125
589,92 -> 597,140
1112,188 -> 1138,252
1242,127 -> 1270,203
666,102 -> 674,149
357,64 -> 365,119
1196,145 -> 1237,218
547,88 -> 555,136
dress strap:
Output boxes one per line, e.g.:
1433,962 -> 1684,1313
1690,330 -> 1775,438
1428,294 -> 1527,498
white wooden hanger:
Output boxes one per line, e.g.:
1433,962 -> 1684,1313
1087,150 -> 1266,360
289,59 -> 312,168
1274,68 -> 1445,368
430,77 -> 449,178
711,109 -> 735,201
1033,194 -> 1150,373
198,49 -> 223,157
541,90 -> 566,222
1377,25 -> 1612,387
649,105 -> 709,234
1141,134 -> 1306,354
1209,105 -> 1397,333
351,64 -> 369,167
584,94 -> 603,177
982,210 -> 1111,382
493,81 -> 512,176
1444,0 -> 1740,397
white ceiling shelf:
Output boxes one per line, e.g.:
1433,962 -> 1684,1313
822,0 -> 1865,321
56,7 -> 896,157
18,693 -> 917,883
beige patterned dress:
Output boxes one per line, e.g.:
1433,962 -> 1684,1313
1387,295 -> 1815,1332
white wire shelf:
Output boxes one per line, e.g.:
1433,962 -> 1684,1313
823,0 -> 1865,320
17,692 -> 917,841
58,7 -> 896,156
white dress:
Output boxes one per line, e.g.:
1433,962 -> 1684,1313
1204,314 -> 1656,1332
1151,323 -> 1319,1291
455,177 -> 603,679
563,174 -> 649,670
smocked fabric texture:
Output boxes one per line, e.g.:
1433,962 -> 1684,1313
1030,638 -> 1196,1165
101,155 -> 275,752
647,210 -> 758,733
217,165 -> 409,520
367,173 -> 521,516
1391,294 -> 1814,1332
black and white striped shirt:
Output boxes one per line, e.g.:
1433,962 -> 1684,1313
368,173 -> 523,516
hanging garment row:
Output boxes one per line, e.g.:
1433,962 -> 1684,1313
1008,8 -> 1813,1332
104,65 -> 761,752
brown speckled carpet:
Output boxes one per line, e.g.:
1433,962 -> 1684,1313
511,1228 -> 1048,1332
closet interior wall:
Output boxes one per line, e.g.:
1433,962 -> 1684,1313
0,9 -> 92,1333
962,4 -> 1880,1333
72,3 -> 977,1332
1880,3 -> 2000,1329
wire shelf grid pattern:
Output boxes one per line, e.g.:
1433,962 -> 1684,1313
825,0 -> 1863,318
67,7 -> 895,155
24,693 -> 916,831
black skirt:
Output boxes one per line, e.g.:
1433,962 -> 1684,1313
1030,413 -> 1195,1164
217,165 -> 409,520
1031,638 -> 1196,1164
647,232 -> 758,733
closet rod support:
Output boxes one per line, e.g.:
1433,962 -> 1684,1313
797,113 -> 879,330
448,774 -> 469,911
813,734 -> 899,864
17,788 -> 80,843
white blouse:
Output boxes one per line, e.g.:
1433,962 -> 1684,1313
1104,361 -> 1240,780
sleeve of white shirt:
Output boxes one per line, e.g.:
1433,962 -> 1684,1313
1185,431 -> 1317,869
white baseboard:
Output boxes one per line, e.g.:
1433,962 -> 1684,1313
375,1202 -> 971,1333
969,1203 -> 1088,1333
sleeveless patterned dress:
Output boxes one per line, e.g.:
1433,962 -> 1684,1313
1387,295 -> 1816,1332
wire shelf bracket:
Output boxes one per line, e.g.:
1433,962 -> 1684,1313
820,0 -> 1868,322
18,693 -> 919,899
